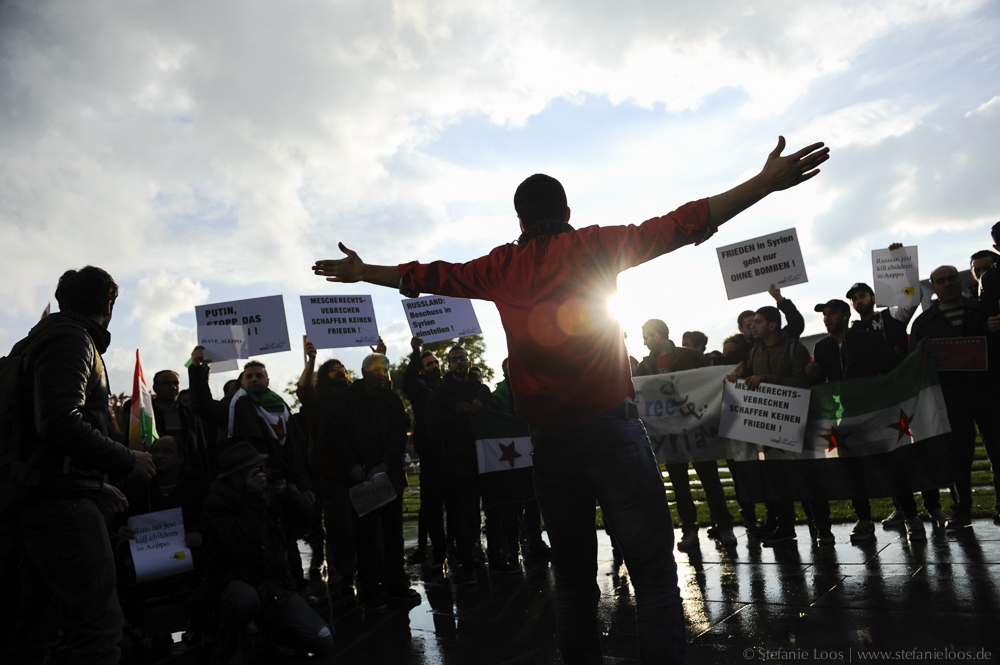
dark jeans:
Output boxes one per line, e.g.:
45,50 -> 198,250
356,494 -> 407,592
531,415 -> 685,665
7,497 -> 123,665
443,476 -> 481,566
665,460 -> 733,530
417,463 -> 447,556
322,479 -> 357,581
943,386 -> 1000,518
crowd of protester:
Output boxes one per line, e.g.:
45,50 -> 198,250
4,141 -> 999,665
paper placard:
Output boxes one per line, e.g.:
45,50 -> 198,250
196,295 -> 290,361
719,380 -> 811,453
300,295 -> 379,349
931,337 -> 988,371
348,472 -> 397,517
128,507 -> 194,582
401,296 -> 482,344
872,245 -> 920,308
716,228 -> 808,300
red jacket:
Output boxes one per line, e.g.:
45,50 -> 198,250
398,199 -> 713,426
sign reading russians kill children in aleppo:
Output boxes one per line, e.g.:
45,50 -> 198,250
300,295 -> 380,349
195,295 -> 291,367
719,380 -> 812,453
871,245 -> 920,308
401,296 -> 482,344
716,228 -> 808,299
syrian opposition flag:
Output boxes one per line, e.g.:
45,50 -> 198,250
471,407 -> 534,507
128,350 -> 159,451
729,351 -> 953,502
228,388 -> 291,445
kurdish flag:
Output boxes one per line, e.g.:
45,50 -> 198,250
471,407 -> 534,508
729,350 -> 953,503
128,350 -> 159,451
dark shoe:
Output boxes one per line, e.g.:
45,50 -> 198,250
815,529 -> 835,547
708,525 -> 737,547
362,589 -> 388,612
945,514 -> 972,531
676,529 -> 699,552
881,509 -> 905,529
993,511 -> 1000,526
386,586 -> 422,604
408,548 -> 427,564
850,520 -> 875,543
489,560 -> 522,575
750,520 -> 777,537
761,529 -> 796,547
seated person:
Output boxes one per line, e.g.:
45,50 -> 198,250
198,443 -> 333,662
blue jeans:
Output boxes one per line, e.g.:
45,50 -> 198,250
531,415 -> 686,665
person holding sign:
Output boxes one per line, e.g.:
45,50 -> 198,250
314,136 -> 830,664
728,305 -> 817,547
909,265 -> 1000,532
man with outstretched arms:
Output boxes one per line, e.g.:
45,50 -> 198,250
314,137 -> 829,664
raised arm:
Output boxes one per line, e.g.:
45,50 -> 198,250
312,242 -> 401,287
706,136 -> 829,228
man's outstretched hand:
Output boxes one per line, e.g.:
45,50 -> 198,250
758,136 -> 830,193
313,243 -> 400,288
313,243 -> 366,283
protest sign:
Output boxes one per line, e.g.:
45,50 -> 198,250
872,245 -> 919,308
931,337 -> 988,371
716,228 -> 807,299
348,472 -> 397,517
719,380 -> 811,453
633,365 -> 731,464
401,296 -> 481,344
300,295 -> 379,349
196,295 -> 290,361
128,507 -> 194,582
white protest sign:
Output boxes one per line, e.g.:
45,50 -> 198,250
348,472 -> 397,517
128,507 -> 194,582
716,228 -> 808,300
196,295 -> 290,360
872,245 -> 919,308
401,296 -> 482,344
300,295 -> 379,349
719,380 -> 811,453
634,366 -> 732,464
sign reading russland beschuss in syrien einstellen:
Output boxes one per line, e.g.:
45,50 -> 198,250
716,228 -> 808,300
401,296 -> 482,344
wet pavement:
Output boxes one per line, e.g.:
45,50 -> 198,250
157,517 -> 1000,664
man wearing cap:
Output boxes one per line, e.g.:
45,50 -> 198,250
314,136 -> 830,664
199,442 -> 333,663
847,279 -> 916,361
804,300 -> 922,542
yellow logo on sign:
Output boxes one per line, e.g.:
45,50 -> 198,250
903,287 -> 915,296
171,551 -> 187,561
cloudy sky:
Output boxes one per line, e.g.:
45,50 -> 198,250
2,0 -> 998,398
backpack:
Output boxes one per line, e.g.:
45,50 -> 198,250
0,319 -> 86,514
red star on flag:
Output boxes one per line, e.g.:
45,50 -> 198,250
270,416 -> 285,442
820,426 -> 852,452
887,410 -> 914,443
498,440 -> 522,468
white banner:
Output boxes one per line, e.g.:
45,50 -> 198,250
348,472 -> 397,517
196,295 -> 291,361
719,380 -> 811,453
401,296 -> 482,344
128,507 -> 194,582
300,295 -> 379,349
716,228 -> 808,300
872,245 -> 920,308
634,365 -> 731,464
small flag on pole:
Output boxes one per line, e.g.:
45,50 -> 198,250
128,350 -> 159,451
40,303 -> 50,319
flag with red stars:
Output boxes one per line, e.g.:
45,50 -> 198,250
729,351 -> 953,502
471,407 -> 534,507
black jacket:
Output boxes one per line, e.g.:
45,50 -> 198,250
636,342 -> 708,376
851,309 -> 909,360
909,297 -> 997,391
322,378 -> 411,495
19,313 -> 135,499
811,329 -> 895,383
427,373 -> 496,479
401,350 -> 444,466
120,398 -> 214,474
199,479 -> 312,606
